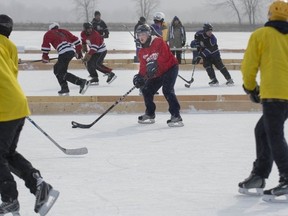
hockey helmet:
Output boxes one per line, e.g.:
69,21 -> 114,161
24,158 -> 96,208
49,22 -> 59,30
0,14 -> 13,37
136,24 -> 151,36
83,22 -> 93,31
94,11 -> 101,17
268,0 -> 288,21
203,23 -> 213,32
153,12 -> 165,22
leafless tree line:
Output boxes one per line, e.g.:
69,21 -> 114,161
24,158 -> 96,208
207,0 -> 270,25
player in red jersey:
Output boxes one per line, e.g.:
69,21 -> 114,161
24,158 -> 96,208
133,24 -> 183,127
81,22 -> 116,85
41,22 -> 90,95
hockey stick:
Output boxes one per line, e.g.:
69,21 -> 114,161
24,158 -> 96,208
71,86 -> 136,129
184,64 -> 196,88
26,117 -> 88,155
177,74 -> 191,84
19,57 -> 58,64
122,24 -> 136,39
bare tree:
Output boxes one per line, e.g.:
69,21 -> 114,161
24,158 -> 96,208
242,0 -> 260,25
73,0 -> 98,22
206,0 -> 242,24
132,0 -> 160,21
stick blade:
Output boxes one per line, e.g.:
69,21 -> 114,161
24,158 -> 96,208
71,121 -> 92,129
63,147 -> 88,155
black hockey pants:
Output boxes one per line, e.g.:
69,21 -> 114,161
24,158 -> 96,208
0,118 -> 40,202
203,55 -> 231,80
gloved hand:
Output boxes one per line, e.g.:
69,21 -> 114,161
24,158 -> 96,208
243,84 -> 260,103
146,60 -> 158,78
182,41 -> 186,47
42,53 -> 49,63
133,74 -> 145,89
82,44 -> 88,53
75,51 -> 83,59
190,40 -> 200,48
82,53 -> 92,63
192,56 -> 202,65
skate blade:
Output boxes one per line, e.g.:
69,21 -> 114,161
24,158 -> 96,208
90,82 -> 99,86
209,83 -> 219,87
107,75 -> 117,84
138,119 -> 155,124
80,80 -> 91,95
167,122 -> 184,127
38,189 -> 60,216
263,194 -> 288,203
238,187 -> 263,196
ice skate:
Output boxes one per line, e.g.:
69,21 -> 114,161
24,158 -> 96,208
89,76 -> 99,86
79,79 -> 91,95
106,72 -> 117,84
34,181 -> 59,216
262,178 -> 288,203
58,87 -> 69,96
226,79 -> 234,86
167,115 -> 184,127
238,173 -> 265,196
138,114 -> 155,124
0,199 -> 20,216
208,78 -> 219,87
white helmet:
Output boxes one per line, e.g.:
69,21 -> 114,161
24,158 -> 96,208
153,12 -> 165,22
49,22 -> 59,30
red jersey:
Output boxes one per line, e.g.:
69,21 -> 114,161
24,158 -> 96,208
138,36 -> 178,77
41,29 -> 81,55
80,30 -> 107,55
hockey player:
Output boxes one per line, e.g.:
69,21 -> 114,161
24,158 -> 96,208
238,0 -> 288,203
91,11 -> 109,39
0,14 -> 59,215
41,22 -> 90,95
81,22 -> 116,85
150,12 -> 169,42
133,24 -> 183,127
190,23 -> 234,86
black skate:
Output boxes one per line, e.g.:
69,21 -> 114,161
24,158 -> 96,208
79,79 -> 91,95
226,79 -> 234,86
263,178 -> 288,203
89,76 -> 99,86
58,88 -> 69,96
106,72 -> 117,84
209,78 -> 219,87
138,114 -> 155,124
167,116 -> 184,127
34,181 -> 59,216
238,173 -> 265,196
0,199 -> 20,216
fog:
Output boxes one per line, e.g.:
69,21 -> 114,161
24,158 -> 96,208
2,0 -> 270,24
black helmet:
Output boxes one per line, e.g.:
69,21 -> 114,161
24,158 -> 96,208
94,11 -> 101,16
136,24 -> 151,35
83,22 -> 92,31
203,23 -> 213,32
0,14 -> 13,37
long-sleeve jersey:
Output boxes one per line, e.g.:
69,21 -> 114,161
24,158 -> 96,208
80,30 -> 107,55
0,34 -> 30,121
194,30 -> 219,58
242,21 -> 288,100
138,36 -> 178,78
41,29 -> 81,55
91,18 -> 109,38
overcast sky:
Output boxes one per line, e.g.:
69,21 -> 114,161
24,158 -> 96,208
2,0 -> 270,24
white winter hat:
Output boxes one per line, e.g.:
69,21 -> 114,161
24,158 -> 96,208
49,22 -> 59,30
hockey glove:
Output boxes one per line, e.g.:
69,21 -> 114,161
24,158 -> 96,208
75,51 -> 83,60
192,56 -> 202,65
133,74 -> 145,89
82,53 -> 92,63
243,84 -> 260,103
146,60 -> 158,78
82,44 -> 88,53
42,53 -> 49,63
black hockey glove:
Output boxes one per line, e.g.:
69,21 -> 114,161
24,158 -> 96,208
243,84 -> 260,103
133,74 -> 145,89
146,60 -> 158,78
192,56 -> 202,65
